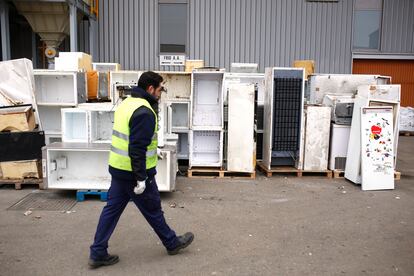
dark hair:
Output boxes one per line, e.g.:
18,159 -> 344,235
138,71 -> 163,91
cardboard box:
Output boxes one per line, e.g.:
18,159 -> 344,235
185,60 -> 204,72
55,52 -> 93,72
0,105 -> 35,132
293,60 -> 315,79
0,160 -> 42,179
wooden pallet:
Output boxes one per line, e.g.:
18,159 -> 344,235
300,170 -> 333,178
400,131 -> 414,136
394,171 -> 401,180
333,170 -> 345,179
0,178 -> 44,190
187,167 -> 256,179
333,170 -> 401,180
257,161 -> 332,178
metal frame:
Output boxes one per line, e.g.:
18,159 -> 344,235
345,85 -> 401,184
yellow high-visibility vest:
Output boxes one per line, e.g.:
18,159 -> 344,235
108,97 -> 158,172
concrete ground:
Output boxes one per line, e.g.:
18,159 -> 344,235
0,137 -> 413,276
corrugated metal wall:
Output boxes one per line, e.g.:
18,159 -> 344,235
190,0 -> 354,73
96,0 -> 354,73
381,0 -> 414,53
97,0 -> 159,71
94,0 -> 413,73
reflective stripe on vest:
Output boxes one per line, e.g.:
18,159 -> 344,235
111,145 -> 157,158
112,129 -> 157,143
108,97 -> 158,172
112,129 -> 129,141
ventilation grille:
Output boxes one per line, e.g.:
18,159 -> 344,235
272,78 -> 302,151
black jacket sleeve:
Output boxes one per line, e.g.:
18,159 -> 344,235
128,106 -> 156,181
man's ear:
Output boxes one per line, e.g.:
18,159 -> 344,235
147,85 -> 154,94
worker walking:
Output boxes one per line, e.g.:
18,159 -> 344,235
89,71 -> 194,269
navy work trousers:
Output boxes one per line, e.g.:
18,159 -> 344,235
90,176 -> 178,259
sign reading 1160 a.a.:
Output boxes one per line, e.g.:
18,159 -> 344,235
159,55 -> 186,66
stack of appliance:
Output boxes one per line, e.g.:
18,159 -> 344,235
154,71 -> 193,190
41,68 -> 178,192
262,67 -> 305,169
0,105 -> 45,183
41,94 -> 113,191
345,85 -> 401,191
308,74 -> 391,104
38,69 -> 139,192
0,59 -> 46,185
308,74 -> 392,172
34,69 -> 87,144
158,71 -> 192,162
189,71 -> 225,168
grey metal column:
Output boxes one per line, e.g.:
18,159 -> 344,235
0,0 -> 11,60
69,2 -> 78,52
89,18 -> 97,60
31,32 -> 37,68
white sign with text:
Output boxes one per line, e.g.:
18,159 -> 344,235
159,55 -> 186,66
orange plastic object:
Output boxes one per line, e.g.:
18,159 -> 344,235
87,71 -> 99,100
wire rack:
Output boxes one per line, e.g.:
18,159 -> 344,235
272,78 -> 302,151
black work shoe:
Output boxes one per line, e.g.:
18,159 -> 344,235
88,254 -> 119,269
167,232 -> 194,255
